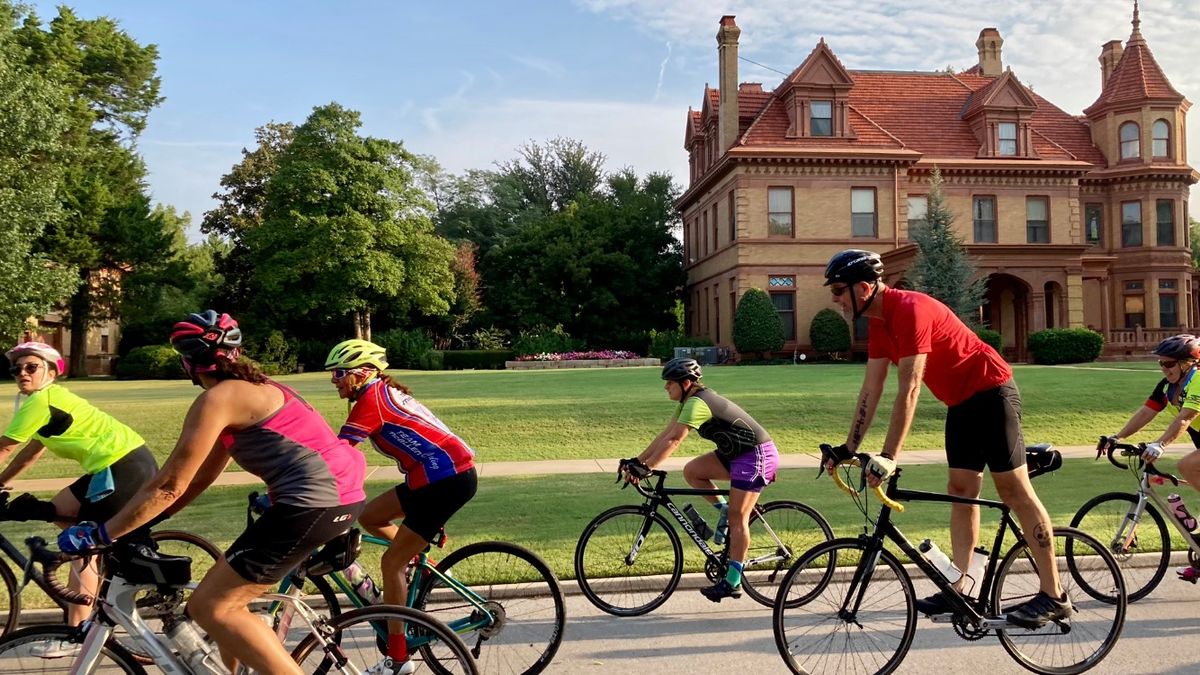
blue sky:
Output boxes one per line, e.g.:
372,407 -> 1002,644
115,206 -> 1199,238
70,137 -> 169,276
31,0 -> 1200,234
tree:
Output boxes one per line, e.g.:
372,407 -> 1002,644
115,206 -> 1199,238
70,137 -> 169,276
809,308 -> 851,358
906,168 -> 987,326
1189,216 -> 1200,270
249,103 -> 457,339
0,2 -> 78,343
733,288 -> 784,357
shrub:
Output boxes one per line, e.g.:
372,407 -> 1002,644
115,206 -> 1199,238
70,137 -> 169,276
470,326 -> 510,350
975,328 -> 1003,353
375,328 -> 435,370
247,330 -> 298,375
809,309 -> 851,357
1027,328 -> 1104,365
114,345 -> 186,380
647,329 -> 714,361
441,350 -> 515,370
415,350 -> 444,371
733,288 -> 784,356
513,325 -> 582,357
294,339 -> 332,372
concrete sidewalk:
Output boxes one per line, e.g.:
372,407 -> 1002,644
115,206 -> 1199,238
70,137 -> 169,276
10,442 -> 1154,493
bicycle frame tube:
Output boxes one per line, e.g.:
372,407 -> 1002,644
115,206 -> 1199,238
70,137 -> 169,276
1135,475 -> 1200,554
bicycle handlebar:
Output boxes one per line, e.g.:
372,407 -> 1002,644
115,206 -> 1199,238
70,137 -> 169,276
1095,436 -> 1180,486
25,537 -> 93,606
818,444 -> 905,513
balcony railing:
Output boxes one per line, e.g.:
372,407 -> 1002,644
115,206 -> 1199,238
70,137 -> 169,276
1104,326 -> 1194,353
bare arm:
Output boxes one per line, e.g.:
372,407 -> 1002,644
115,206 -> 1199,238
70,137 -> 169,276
879,353 -> 927,462
161,446 -> 234,519
0,438 -> 44,486
1155,407 -> 1199,447
1114,406 -> 1159,440
845,358 -> 890,452
638,422 -> 691,468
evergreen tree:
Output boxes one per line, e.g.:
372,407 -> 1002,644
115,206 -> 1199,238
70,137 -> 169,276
907,168 -> 987,326
732,288 -> 784,357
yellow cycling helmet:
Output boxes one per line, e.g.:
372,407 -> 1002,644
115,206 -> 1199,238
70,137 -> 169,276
325,339 -> 389,371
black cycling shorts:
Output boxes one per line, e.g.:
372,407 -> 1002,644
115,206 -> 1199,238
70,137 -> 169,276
67,445 -> 158,523
945,380 -> 1025,473
225,501 -> 365,584
395,468 -> 477,542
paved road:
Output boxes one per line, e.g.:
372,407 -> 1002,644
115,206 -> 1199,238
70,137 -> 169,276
552,575 -> 1200,674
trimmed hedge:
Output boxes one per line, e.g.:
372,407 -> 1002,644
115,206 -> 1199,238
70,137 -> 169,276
648,329 -> 713,360
734,288 -> 785,355
809,308 -> 851,356
975,328 -> 1003,353
1027,328 -> 1104,364
114,345 -> 186,380
441,350 -> 515,370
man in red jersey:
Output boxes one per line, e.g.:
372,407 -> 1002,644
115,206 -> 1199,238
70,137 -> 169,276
822,249 -> 1069,629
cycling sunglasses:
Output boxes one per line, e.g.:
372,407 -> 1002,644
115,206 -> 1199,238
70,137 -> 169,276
829,285 -> 850,297
9,363 -> 42,377
1158,360 -> 1180,369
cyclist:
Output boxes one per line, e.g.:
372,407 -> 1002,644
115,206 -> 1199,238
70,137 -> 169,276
626,356 -> 778,602
1102,333 -> 1200,581
0,341 -> 158,647
325,338 -> 477,675
59,311 -> 366,675
822,249 -> 1069,629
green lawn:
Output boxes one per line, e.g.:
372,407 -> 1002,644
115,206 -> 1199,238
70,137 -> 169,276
0,363 -> 1168,479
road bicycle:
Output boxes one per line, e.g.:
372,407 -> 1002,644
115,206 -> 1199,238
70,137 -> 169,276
0,534 -> 478,674
573,462 -> 834,615
250,492 -> 565,675
1070,437 -> 1200,602
772,444 -> 1125,675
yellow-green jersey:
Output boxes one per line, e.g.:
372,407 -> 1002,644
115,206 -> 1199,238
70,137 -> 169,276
2,383 -> 145,474
1145,369 -> 1200,448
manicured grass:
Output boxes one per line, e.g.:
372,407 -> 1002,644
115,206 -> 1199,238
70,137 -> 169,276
0,363 -> 1168,479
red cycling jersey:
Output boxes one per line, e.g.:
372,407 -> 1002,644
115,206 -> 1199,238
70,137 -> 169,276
868,288 -> 1011,407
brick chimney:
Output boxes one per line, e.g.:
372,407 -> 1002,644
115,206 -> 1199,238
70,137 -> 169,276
975,27 -> 1003,77
716,15 -> 740,151
1098,39 -> 1124,89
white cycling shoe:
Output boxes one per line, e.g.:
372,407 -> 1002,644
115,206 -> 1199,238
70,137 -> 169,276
29,639 -> 82,659
367,656 -> 416,675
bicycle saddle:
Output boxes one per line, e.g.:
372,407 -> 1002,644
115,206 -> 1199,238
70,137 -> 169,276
304,528 -> 362,577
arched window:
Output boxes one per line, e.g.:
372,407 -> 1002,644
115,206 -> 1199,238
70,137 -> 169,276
1119,122 -> 1140,159
1152,119 -> 1170,158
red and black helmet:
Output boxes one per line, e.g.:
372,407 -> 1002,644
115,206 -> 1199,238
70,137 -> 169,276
170,310 -> 243,377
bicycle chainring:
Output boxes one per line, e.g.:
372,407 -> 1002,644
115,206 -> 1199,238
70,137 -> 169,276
704,557 -> 725,582
951,614 -> 988,641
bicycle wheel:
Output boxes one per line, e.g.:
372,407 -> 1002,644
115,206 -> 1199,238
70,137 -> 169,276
1069,492 -> 1169,603
573,505 -> 683,616
0,559 -> 20,636
271,574 -> 343,648
0,624 -> 146,674
774,538 -> 915,675
992,527 -> 1126,675
414,541 -> 565,675
742,500 -> 834,607
290,604 -> 478,675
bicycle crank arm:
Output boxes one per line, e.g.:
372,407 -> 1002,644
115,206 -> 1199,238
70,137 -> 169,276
929,615 -> 1072,633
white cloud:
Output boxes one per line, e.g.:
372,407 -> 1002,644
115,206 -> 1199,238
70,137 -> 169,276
508,54 -> 567,78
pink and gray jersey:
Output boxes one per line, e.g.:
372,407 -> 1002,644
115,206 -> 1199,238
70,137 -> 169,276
219,381 -> 366,507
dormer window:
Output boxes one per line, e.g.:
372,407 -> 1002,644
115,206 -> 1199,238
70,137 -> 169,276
1152,119 -> 1170,158
811,101 -> 833,136
997,123 -> 1017,156
1119,122 -> 1140,159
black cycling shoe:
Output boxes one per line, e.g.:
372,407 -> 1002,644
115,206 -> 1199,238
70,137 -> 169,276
700,580 -> 742,603
914,591 -> 955,615
1006,591 -> 1072,629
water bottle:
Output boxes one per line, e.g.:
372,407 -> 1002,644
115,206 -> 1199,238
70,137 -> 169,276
963,547 -> 989,597
918,539 -> 962,584
682,503 -> 714,541
345,561 -> 382,605
1167,494 -> 1198,532
167,617 -> 230,674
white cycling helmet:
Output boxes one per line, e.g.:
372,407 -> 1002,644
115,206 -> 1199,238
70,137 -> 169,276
6,341 -> 65,374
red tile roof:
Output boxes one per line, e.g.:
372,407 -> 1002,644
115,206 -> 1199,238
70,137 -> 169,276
1084,16 -> 1183,114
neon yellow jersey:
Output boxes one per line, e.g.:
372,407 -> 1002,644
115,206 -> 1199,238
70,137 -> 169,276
2,384 -> 144,474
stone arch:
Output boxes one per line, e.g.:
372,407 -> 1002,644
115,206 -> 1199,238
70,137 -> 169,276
983,273 -> 1033,361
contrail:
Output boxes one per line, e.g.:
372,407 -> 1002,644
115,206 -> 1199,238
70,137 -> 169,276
655,41 -> 672,101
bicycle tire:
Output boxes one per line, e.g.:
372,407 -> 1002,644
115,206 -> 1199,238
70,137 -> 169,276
992,526 -> 1126,675
0,558 -> 21,637
573,505 -> 683,616
0,624 -> 146,674
414,540 -> 565,675
290,604 -> 478,675
773,537 -> 916,675
742,500 -> 834,607
1069,492 -> 1169,603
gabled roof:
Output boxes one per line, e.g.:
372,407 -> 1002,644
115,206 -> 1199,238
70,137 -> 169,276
1084,5 -> 1185,115
777,39 -> 854,94
961,70 -> 1038,119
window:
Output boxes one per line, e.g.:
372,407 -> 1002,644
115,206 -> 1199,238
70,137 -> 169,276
851,188 -> 877,237
1152,119 -> 1170,158
1119,122 -> 1140,159
711,204 -> 719,251
998,122 -> 1017,156
854,315 -> 869,341
769,291 -> 796,342
1084,203 -> 1103,246
1026,197 -> 1049,243
1124,281 -> 1145,329
729,278 -> 736,335
811,100 -> 832,137
713,283 -> 720,343
973,196 -> 997,243
768,187 -> 793,236
1122,201 -> 1142,247
728,190 -> 736,242
907,196 -> 928,231
1156,199 -> 1175,246
1160,279 -> 1179,328
702,209 -> 709,255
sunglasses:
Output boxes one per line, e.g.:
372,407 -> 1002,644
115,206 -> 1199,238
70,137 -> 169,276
331,368 -> 364,380
9,363 -> 42,377
1159,360 -> 1180,369
830,285 -> 850,297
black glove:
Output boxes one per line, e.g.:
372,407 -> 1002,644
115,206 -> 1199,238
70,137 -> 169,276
817,443 -> 853,478
617,458 -> 652,484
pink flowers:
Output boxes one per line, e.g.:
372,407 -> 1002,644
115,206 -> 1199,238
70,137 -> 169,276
517,350 -> 640,362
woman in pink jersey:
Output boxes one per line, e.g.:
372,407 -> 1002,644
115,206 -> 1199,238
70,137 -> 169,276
325,338 -> 477,674
61,311 -> 366,675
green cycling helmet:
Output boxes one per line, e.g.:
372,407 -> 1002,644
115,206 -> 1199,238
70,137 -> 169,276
325,339 -> 388,371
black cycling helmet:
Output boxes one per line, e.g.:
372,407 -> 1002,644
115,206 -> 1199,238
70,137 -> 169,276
824,249 -> 884,286
170,310 -> 243,381
661,357 -> 702,383
1152,334 -> 1200,361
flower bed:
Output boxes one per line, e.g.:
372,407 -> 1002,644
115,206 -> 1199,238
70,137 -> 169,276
507,351 -> 660,370
516,350 -> 640,361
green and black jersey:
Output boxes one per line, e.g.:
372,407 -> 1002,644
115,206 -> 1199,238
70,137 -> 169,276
675,387 -> 771,459
1144,369 -> 1200,448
